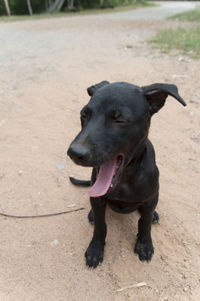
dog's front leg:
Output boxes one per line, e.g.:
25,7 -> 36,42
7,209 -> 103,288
85,197 -> 107,268
134,204 -> 156,262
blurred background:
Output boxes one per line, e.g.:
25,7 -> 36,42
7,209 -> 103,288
0,1 -> 200,301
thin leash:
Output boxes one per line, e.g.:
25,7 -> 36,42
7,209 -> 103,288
0,207 -> 85,219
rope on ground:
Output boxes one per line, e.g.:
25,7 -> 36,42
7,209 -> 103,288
0,207 -> 85,219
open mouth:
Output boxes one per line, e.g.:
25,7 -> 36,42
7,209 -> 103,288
89,155 -> 124,198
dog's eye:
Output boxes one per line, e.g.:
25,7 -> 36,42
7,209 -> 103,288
80,114 -> 87,125
112,111 -> 127,124
80,110 -> 90,127
80,107 -> 92,127
114,117 -> 126,123
80,113 -> 87,120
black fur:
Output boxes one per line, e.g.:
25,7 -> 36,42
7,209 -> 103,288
67,81 -> 186,268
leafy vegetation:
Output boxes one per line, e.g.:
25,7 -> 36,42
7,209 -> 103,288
150,7 -> 200,58
169,6 -> 200,22
150,27 -> 200,58
0,0 -> 149,16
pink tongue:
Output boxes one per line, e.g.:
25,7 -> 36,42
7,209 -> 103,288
89,158 -> 117,197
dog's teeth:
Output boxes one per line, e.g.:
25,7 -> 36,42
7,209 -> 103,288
110,184 -> 113,188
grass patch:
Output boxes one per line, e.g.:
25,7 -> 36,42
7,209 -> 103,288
169,6 -> 200,22
150,27 -> 200,58
0,1 -> 154,23
125,44 -> 133,48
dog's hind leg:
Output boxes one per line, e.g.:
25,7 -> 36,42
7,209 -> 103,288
152,211 -> 159,224
137,209 -> 159,224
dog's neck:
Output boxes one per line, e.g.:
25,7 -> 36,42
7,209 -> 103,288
126,139 -> 148,167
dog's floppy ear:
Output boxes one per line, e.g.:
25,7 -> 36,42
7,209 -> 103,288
142,83 -> 186,115
87,81 -> 110,96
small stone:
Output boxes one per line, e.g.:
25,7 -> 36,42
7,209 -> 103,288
50,239 -> 59,246
188,98 -> 200,104
172,74 -> 187,79
18,170 -> 23,175
191,135 -> 200,144
156,289 -> 159,293
56,163 -> 64,170
67,204 -> 76,208
183,287 -> 188,292
164,297 -> 168,301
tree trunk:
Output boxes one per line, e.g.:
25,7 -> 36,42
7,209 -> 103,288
26,0 -> 33,16
3,0 -> 11,16
47,0 -> 66,13
45,0 -> 53,10
56,0 -> 66,11
68,0 -> 74,9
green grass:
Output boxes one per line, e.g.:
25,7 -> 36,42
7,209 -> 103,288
0,1 -> 154,23
149,6 -> 200,58
169,6 -> 200,22
125,44 -> 133,48
150,27 -> 200,58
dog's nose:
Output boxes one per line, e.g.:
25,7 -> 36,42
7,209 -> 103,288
67,144 -> 90,163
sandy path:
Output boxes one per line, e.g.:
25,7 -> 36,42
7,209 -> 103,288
0,3 -> 200,301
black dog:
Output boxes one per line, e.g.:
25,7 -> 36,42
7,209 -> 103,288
67,81 -> 186,268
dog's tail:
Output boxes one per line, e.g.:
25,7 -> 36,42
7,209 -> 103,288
69,176 -> 90,187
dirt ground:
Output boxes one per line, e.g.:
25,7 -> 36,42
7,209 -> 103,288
0,5 -> 200,301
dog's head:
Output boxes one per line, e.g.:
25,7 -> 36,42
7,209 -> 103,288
67,81 -> 185,196
68,80 -> 185,166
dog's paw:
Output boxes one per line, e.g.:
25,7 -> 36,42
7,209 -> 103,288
85,239 -> 104,268
152,211 -> 159,224
134,237 -> 154,262
88,209 -> 94,225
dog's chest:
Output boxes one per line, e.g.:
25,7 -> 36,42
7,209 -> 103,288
104,166 -> 156,213
104,180 -> 142,213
